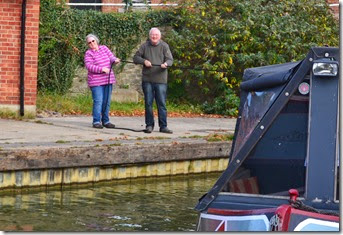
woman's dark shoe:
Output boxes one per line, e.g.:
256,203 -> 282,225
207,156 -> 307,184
103,123 -> 116,128
93,123 -> 103,129
160,127 -> 173,134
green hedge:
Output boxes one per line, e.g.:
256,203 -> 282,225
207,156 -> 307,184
38,0 -> 171,94
165,0 -> 339,115
38,0 -> 339,116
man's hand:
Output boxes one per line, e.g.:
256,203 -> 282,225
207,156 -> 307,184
144,60 -> 152,67
161,62 -> 168,69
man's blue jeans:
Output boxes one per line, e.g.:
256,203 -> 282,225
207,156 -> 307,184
90,84 -> 113,125
142,82 -> 168,129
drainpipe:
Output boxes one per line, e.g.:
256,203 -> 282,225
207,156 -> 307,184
20,0 -> 27,116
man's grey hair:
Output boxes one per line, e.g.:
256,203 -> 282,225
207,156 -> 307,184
149,27 -> 161,36
85,34 -> 100,45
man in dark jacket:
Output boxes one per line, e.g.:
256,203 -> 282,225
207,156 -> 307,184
133,27 -> 174,134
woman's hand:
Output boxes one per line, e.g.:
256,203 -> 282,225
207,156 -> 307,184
114,58 -> 120,64
102,67 -> 110,74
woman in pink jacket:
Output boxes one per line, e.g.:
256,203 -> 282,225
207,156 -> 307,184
84,34 -> 120,129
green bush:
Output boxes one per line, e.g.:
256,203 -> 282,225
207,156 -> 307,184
38,0 -> 171,94
165,0 -> 339,114
202,88 -> 240,117
38,0 -> 339,116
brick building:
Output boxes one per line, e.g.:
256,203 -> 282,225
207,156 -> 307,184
0,0 -> 40,115
327,0 -> 339,19
0,0 -> 339,116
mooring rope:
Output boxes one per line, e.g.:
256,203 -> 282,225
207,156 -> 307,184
289,199 -> 339,217
121,60 -> 229,73
104,59 -> 228,132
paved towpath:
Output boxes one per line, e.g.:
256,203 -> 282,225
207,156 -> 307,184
0,115 -> 236,150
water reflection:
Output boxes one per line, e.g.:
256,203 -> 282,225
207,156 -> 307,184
0,172 -> 220,232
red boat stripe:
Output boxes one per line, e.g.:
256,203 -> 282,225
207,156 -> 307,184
208,207 -> 276,216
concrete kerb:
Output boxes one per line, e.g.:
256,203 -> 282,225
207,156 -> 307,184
0,116 -> 236,189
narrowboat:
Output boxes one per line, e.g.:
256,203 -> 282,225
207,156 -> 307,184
195,47 -> 340,231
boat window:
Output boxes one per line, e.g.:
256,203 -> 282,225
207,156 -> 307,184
231,90 -> 279,159
223,86 -> 309,196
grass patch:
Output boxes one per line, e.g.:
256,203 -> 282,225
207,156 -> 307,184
36,92 -> 203,116
0,109 -> 35,120
205,133 -> 234,142
136,136 -> 171,140
55,140 -> 70,144
34,120 -> 52,125
166,102 -> 202,114
181,133 -> 234,141
183,135 -> 203,139
37,92 -> 93,115
105,143 -> 122,147
37,92 -> 145,115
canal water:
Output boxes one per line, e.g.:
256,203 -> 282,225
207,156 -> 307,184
0,172 -> 221,232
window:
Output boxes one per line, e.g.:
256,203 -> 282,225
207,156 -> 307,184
69,0 -> 102,11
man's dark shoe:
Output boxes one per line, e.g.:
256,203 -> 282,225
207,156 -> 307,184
160,127 -> 173,134
144,126 -> 153,133
103,123 -> 116,128
93,123 -> 103,129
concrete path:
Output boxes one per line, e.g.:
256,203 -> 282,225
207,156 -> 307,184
0,115 -> 236,150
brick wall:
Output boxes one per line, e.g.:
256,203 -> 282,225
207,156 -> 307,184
327,0 -> 339,19
0,0 -> 40,114
102,0 -> 122,13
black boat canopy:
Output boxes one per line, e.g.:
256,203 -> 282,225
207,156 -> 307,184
195,47 -> 340,212
240,61 -> 300,91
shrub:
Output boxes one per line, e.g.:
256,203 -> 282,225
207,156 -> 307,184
202,88 -> 240,117
165,0 -> 339,114
38,0 -> 171,94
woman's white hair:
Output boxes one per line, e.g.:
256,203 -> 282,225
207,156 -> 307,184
85,34 -> 100,45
